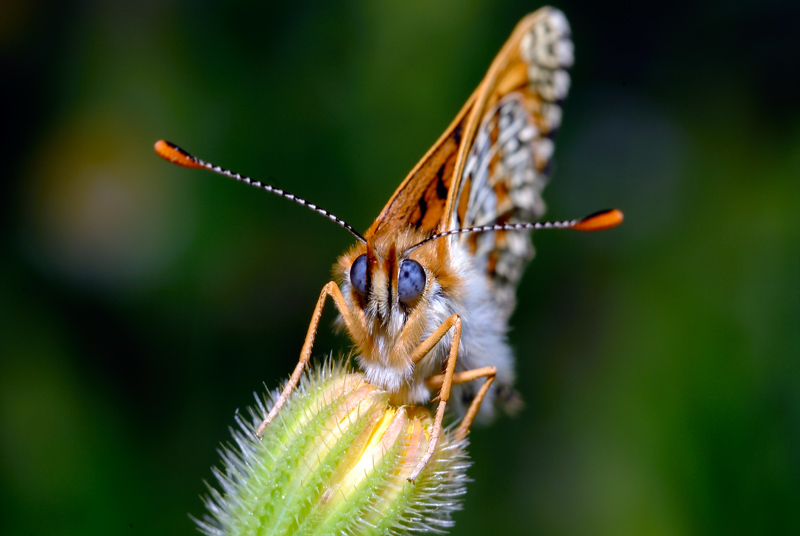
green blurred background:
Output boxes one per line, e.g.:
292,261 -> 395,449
2,1 -> 799,535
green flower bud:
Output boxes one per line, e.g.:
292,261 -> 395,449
195,361 -> 470,536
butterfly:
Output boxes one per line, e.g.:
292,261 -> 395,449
155,7 -> 622,482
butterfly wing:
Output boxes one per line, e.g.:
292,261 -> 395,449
449,9 -> 573,317
368,7 -> 573,317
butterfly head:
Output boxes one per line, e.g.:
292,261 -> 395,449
337,228 -> 461,337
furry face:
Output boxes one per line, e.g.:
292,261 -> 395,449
336,229 -> 515,414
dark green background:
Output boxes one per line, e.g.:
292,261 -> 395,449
2,1 -> 799,535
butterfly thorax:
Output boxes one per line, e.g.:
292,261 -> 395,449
336,228 -> 465,405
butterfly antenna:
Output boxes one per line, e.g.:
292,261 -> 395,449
406,209 -> 623,253
154,140 -> 367,243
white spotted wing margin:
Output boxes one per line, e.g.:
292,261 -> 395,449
451,8 -> 574,320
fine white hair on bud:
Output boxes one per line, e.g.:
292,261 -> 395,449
194,360 -> 471,536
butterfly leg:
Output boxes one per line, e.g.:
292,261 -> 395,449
256,281 -> 363,436
407,313 -> 462,483
427,366 -> 497,441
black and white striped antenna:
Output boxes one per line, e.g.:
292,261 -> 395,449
405,209 -> 624,254
155,140 -> 622,249
155,140 -> 366,244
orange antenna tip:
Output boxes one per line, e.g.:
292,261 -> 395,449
572,209 -> 624,232
154,140 -> 204,169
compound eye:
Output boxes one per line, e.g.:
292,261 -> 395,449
397,259 -> 426,303
350,254 -> 368,296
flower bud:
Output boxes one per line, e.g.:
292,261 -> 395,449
195,361 -> 470,535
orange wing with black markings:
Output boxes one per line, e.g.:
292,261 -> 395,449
366,91 -> 476,239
